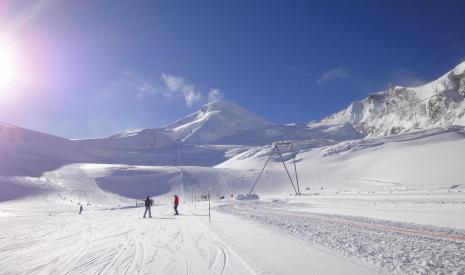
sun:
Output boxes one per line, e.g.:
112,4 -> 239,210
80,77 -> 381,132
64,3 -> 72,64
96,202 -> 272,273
0,44 -> 16,89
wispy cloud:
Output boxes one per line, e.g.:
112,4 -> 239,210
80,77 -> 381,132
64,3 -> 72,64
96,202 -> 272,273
390,69 -> 427,87
317,65 -> 350,84
208,89 -> 224,102
105,70 -> 222,107
161,73 -> 202,106
118,69 -> 158,101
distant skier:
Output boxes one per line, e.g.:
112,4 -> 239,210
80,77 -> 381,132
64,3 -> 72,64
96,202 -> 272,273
79,205 -> 83,214
173,195 -> 179,215
143,196 -> 152,218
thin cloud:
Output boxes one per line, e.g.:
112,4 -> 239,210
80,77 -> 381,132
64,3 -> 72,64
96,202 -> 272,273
390,69 -> 427,87
317,65 -> 350,84
208,89 -> 224,102
105,70 -> 221,107
118,69 -> 159,101
161,73 -> 203,106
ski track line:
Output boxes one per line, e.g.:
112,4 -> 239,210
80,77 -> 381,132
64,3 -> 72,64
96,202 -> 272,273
122,216 -> 146,275
142,221 -> 170,273
157,222 -> 184,275
63,221 -> 94,275
178,219 -> 197,275
186,217 -> 228,275
132,219 -> 146,275
101,218 -> 138,274
191,215 -> 257,275
75,214 -> 133,274
23,217 -> 80,269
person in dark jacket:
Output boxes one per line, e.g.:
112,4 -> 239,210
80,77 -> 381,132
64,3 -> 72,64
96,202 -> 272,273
173,195 -> 179,215
143,196 -> 152,218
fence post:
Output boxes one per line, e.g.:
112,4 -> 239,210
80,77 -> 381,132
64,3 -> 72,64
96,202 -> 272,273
208,192 -> 211,223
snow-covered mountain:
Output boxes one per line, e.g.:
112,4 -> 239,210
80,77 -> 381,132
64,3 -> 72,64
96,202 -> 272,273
3,61 -> 465,179
165,100 -> 272,143
80,100 -> 274,149
0,122 -> 98,177
309,61 -> 465,136
82,100 -> 362,150
80,128 -> 176,150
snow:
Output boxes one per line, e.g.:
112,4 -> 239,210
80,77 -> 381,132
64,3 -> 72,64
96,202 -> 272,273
206,209 -> 377,275
2,62 -> 465,274
0,203 -> 256,274
309,61 -> 465,137
164,100 -> 272,144
218,200 -> 465,274
1,189 -> 463,274
219,127 -> 465,192
236,194 -> 259,200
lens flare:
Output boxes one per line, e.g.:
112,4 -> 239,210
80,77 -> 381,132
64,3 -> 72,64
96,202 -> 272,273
0,44 -> 16,89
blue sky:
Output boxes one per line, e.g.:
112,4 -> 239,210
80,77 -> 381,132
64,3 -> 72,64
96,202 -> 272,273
1,0 -> 465,138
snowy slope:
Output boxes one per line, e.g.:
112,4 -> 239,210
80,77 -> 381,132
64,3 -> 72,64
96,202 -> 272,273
2,64 -> 465,274
2,62 -> 465,201
309,61 -> 465,136
1,160 -> 464,275
80,128 -> 176,150
218,126 -> 465,192
0,122 -> 99,177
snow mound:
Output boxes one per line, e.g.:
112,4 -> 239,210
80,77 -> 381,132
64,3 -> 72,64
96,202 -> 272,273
236,193 -> 260,200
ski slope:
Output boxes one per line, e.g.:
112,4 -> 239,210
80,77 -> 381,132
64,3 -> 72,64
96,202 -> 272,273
219,199 -> 465,274
1,191 -> 464,274
1,62 -> 465,274
0,203 -> 254,274
0,200 -> 385,275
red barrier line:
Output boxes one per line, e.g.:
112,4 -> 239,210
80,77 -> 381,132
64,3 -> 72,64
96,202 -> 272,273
309,215 -> 465,242
245,205 -> 465,242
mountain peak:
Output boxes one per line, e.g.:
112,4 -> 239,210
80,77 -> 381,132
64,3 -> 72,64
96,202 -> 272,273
310,61 -> 465,136
452,60 -> 465,76
165,100 -> 270,144
201,100 -> 240,110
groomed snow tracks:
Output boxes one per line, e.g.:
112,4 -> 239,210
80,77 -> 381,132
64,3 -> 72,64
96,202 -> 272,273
218,201 -> 465,274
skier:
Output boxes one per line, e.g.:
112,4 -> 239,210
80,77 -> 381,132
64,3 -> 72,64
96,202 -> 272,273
79,205 -> 83,214
173,194 -> 179,215
143,196 -> 152,218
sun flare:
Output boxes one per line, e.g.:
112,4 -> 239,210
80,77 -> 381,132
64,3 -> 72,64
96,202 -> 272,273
0,44 -> 16,89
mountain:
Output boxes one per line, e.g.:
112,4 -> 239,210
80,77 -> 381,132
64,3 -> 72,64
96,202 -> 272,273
80,128 -> 176,150
3,61 -> 465,178
80,100 -> 272,149
2,62 -> 465,203
0,122 -> 98,177
82,100 -> 362,150
309,61 -> 465,136
165,100 -> 272,144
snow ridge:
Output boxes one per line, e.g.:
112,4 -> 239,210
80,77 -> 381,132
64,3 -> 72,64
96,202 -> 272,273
165,100 -> 272,144
309,61 -> 465,137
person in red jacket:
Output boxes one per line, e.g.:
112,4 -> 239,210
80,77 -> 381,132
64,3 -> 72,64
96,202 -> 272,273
173,194 -> 179,215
